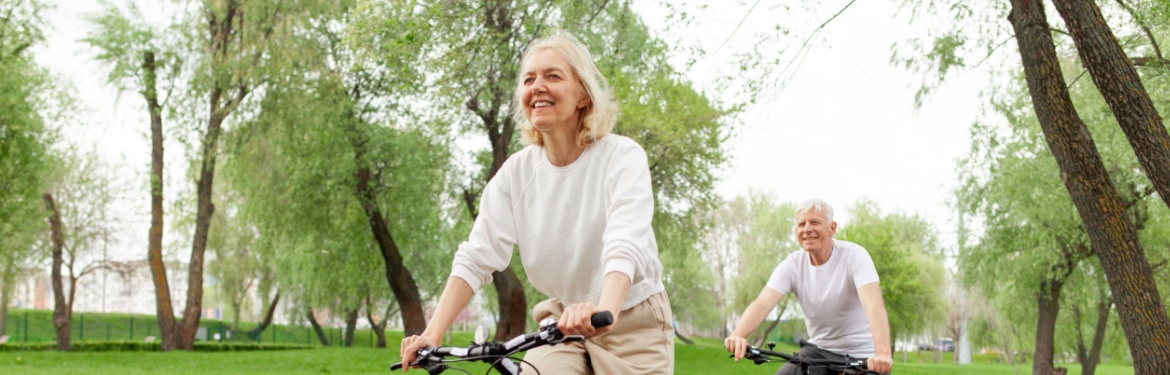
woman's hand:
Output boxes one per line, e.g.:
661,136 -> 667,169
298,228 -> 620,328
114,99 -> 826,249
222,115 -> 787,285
724,335 -> 749,361
557,302 -> 616,337
398,334 -> 438,372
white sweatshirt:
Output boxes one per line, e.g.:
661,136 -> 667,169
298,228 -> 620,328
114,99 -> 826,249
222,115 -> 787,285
450,134 -> 665,311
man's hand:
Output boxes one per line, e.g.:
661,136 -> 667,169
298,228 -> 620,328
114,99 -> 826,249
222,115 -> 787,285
724,335 -> 749,361
398,334 -> 437,372
867,352 -> 893,374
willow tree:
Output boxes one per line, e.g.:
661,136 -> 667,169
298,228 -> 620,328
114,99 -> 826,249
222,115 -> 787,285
958,56 -> 1168,373
731,194 -> 797,346
0,0 -> 59,337
1007,2 -> 1170,370
219,0 -> 459,337
84,1 -> 191,349
900,1 -> 1170,370
836,201 -> 948,360
43,146 -> 122,351
1049,0 -> 1170,211
85,0 -> 309,350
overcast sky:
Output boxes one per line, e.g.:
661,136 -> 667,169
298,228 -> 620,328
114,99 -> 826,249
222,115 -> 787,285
633,0 -> 989,252
35,0 -> 991,261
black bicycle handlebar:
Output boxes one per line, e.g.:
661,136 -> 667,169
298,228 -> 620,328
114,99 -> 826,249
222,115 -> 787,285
391,311 -> 614,374
736,343 -> 878,375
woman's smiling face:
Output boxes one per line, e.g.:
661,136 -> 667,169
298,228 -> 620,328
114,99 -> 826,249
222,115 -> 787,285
519,49 -> 590,136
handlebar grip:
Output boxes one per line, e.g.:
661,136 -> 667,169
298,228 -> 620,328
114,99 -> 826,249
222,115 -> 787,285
591,311 -> 614,328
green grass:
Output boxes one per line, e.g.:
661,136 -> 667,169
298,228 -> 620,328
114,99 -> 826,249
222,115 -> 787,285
0,333 -> 1137,374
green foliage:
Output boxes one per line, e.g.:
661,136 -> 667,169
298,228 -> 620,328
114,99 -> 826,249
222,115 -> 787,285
1,0 -> 63,314
732,194 -> 797,315
0,0 -> 48,60
836,200 -> 948,344
218,0 -> 459,322
953,48 -> 1170,361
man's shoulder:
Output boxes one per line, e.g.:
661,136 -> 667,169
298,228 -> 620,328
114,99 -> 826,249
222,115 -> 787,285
834,239 -> 868,253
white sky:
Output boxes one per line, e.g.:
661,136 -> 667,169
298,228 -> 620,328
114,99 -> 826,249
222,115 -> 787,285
633,0 -> 989,251
34,0 -> 991,261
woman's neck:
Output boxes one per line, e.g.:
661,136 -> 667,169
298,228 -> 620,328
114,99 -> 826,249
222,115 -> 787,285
542,129 -> 585,167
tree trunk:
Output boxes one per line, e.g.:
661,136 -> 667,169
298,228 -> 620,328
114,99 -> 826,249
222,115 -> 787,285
177,99 -> 225,350
44,194 -> 70,351
1,261 -> 14,337
307,308 -> 330,346
366,297 -> 389,349
353,162 -> 426,336
1008,2 -> 1170,373
246,291 -> 280,340
340,104 -> 426,336
176,0 -> 256,350
142,50 -> 180,351
674,325 -> 696,345
1033,279 -> 1063,375
1050,0 -> 1170,212
343,308 -> 358,347
491,269 -> 528,341
1072,304 -> 1087,364
1083,294 -> 1111,375
754,318 -> 781,347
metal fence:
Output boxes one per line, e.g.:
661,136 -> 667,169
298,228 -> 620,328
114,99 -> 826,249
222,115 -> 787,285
2,310 -> 384,347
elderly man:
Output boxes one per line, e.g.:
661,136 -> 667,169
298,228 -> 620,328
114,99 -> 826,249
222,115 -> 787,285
725,199 -> 893,375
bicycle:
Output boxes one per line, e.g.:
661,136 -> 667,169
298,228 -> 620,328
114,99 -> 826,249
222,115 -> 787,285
390,311 -> 614,375
733,341 -> 881,375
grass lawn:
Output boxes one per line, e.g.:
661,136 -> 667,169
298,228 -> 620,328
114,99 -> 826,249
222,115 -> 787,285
0,334 -> 1136,374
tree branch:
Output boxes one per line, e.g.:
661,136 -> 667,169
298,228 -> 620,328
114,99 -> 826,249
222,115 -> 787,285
1113,0 -> 1162,60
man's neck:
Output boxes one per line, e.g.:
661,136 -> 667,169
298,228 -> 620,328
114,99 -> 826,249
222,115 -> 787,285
808,239 -> 835,266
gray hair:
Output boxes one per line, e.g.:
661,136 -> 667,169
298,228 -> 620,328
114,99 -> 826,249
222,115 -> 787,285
795,199 -> 834,223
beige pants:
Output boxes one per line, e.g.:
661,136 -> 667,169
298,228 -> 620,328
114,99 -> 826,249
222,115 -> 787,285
521,291 -> 674,375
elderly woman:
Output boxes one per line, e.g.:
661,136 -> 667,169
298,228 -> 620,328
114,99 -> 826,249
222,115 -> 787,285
399,31 -> 673,374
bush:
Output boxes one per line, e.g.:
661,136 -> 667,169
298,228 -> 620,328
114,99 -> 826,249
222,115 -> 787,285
0,340 -> 314,352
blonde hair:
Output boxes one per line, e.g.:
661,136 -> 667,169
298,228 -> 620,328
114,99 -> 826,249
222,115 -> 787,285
512,31 -> 617,148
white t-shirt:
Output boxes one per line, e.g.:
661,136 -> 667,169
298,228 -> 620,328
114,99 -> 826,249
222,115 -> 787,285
766,239 -> 880,357
450,134 -> 665,310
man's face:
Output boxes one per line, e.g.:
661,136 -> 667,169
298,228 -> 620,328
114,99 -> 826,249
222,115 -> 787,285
794,209 -> 837,253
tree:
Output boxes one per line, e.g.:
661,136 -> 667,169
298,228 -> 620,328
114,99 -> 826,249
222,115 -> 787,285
836,200 -> 947,358
84,0 -> 187,350
1007,1 -> 1170,371
955,61 -> 1164,373
901,0 -> 1170,369
1049,0 -> 1170,212
44,193 -> 68,350
701,196 -> 750,338
732,194 -> 797,346
87,0 -> 313,350
41,146 -> 123,351
216,0 -> 457,337
0,0 -> 59,339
